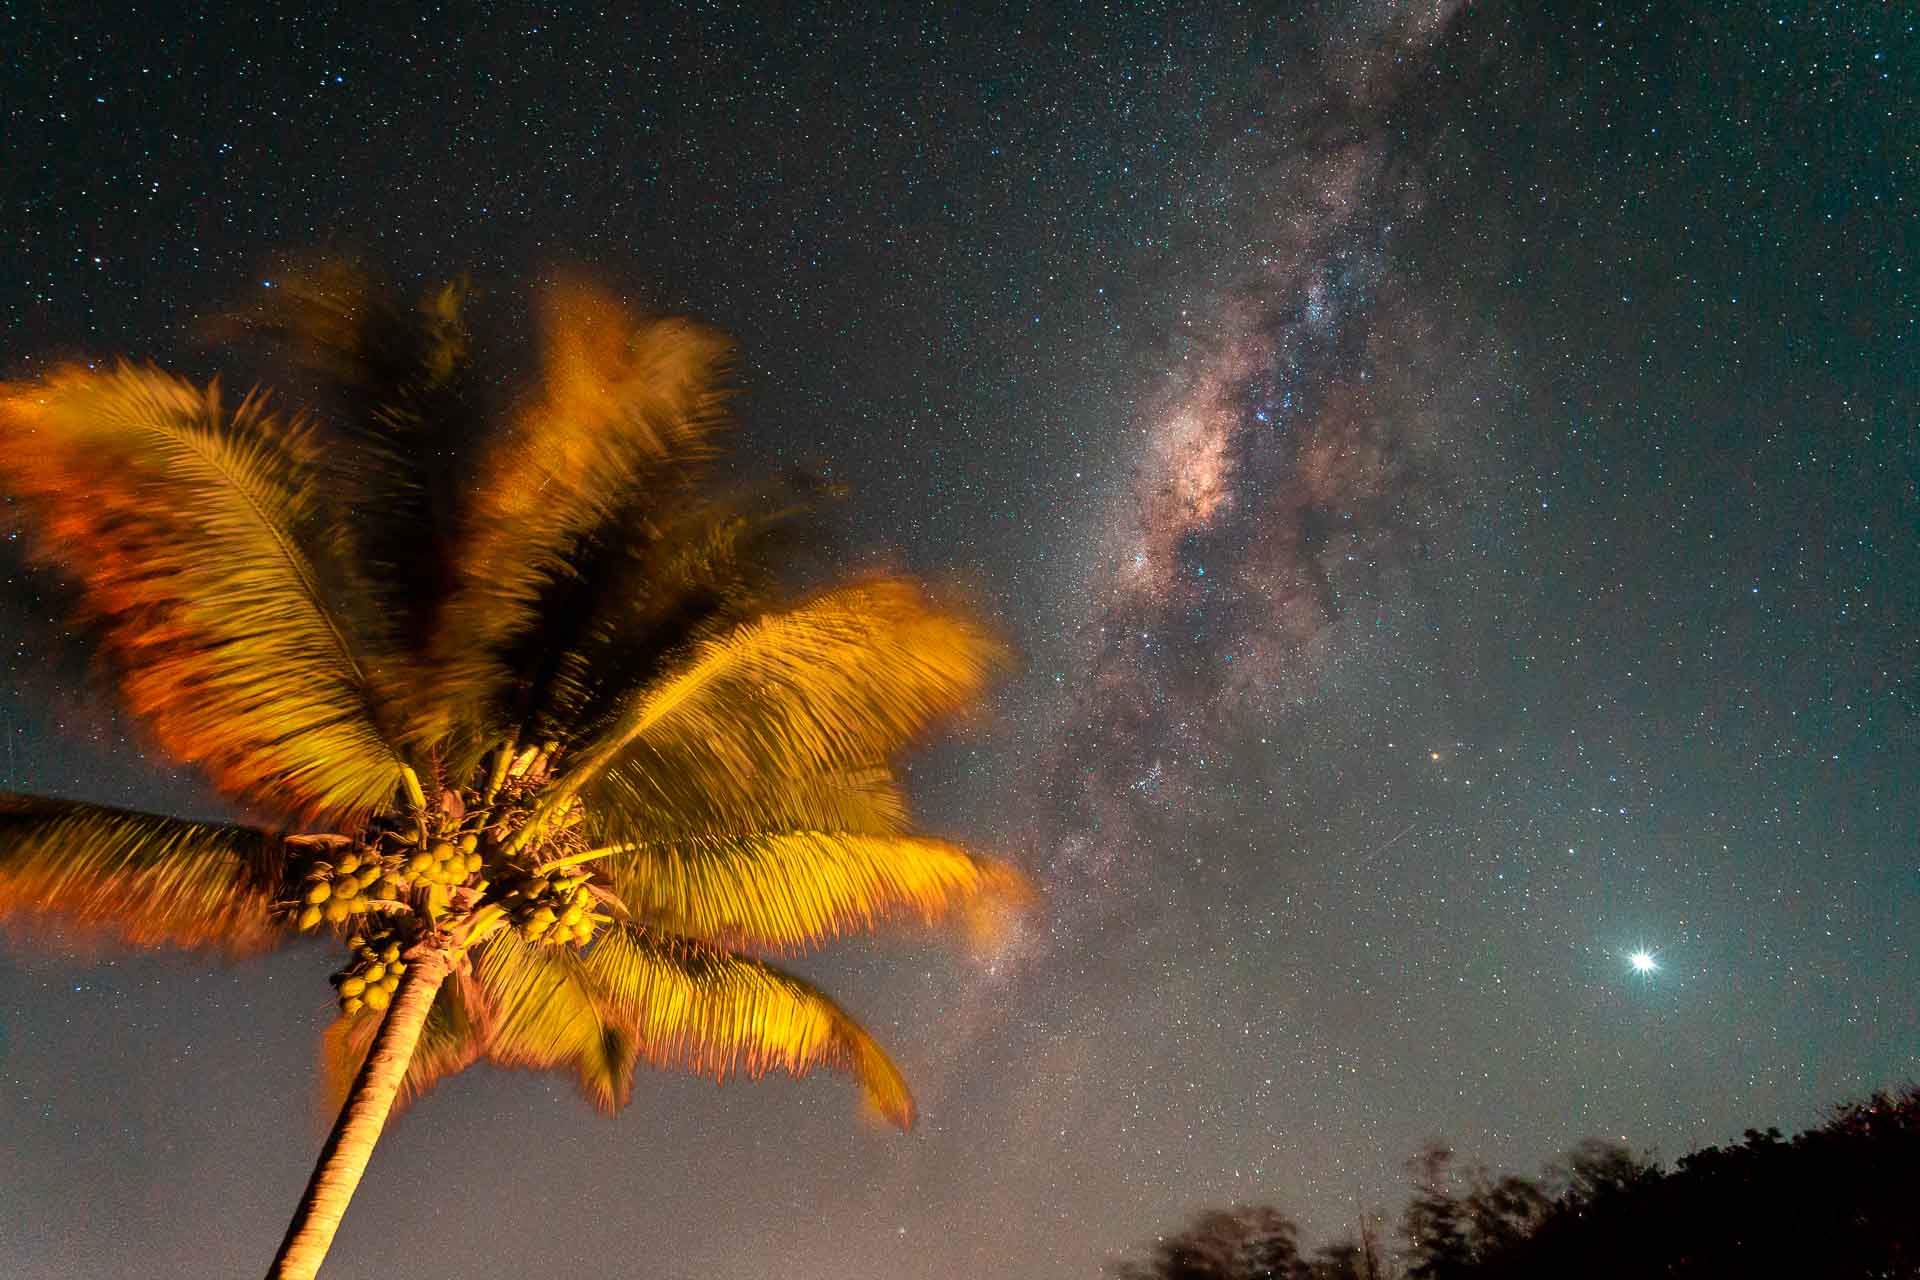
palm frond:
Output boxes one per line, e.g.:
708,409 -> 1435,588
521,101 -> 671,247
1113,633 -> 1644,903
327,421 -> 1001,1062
544,578 -> 1005,829
471,931 -> 641,1111
574,924 -> 916,1127
603,831 -> 1034,955
319,967 -> 486,1117
587,765 -> 910,844
419,283 -> 734,761
216,259 -> 480,654
0,793 -> 285,953
0,366 -> 403,826
501,497 -> 789,755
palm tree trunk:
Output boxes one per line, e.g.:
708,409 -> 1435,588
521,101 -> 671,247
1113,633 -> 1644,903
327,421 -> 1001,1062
266,949 -> 451,1280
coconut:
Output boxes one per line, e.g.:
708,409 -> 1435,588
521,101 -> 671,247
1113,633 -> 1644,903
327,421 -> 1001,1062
362,985 -> 391,1012
339,975 -> 367,998
297,905 -> 324,930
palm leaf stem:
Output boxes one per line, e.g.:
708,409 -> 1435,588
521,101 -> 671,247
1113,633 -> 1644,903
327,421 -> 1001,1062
535,846 -> 617,875
267,947 -> 452,1280
481,738 -> 516,803
398,766 -> 428,812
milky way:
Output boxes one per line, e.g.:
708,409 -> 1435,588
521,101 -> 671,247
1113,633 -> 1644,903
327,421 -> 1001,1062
1029,0 -> 1491,958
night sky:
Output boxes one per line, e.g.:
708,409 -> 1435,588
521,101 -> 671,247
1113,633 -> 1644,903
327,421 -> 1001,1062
2,4 -> 1915,1278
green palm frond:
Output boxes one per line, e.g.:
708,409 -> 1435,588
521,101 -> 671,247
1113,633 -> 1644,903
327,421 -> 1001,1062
0,793 -> 285,953
533,578 -> 1005,837
419,283 -> 734,761
0,365 -> 403,826
603,831 -> 1035,955
578,924 -> 915,1127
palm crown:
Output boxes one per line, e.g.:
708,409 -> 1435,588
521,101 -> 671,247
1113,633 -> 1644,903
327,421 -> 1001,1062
0,265 -> 1030,1278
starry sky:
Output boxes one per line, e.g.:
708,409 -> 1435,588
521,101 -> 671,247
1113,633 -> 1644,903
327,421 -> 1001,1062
1,3 -> 1915,1278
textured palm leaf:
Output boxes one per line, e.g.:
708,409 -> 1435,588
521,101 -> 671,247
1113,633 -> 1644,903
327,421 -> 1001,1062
575,924 -> 916,1127
586,765 -> 911,844
0,366 -> 403,826
319,966 -> 488,1117
0,793 -> 285,953
420,283 -> 734,760
471,932 -> 642,1111
547,578 -> 1005,830
603,831 -> 1035,956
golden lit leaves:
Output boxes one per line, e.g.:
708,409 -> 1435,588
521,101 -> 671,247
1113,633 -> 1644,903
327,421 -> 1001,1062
589,765 -> 910,849
579,925 -> 915,1128
555,577 -> 1007,825
0,794 -> 285,954
606,831 -> 1035,955
472,931 -> 641,1112
0,366 -> 402,827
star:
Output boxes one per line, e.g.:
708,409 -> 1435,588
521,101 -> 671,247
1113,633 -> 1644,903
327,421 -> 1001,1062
1630,951 -> 1658,974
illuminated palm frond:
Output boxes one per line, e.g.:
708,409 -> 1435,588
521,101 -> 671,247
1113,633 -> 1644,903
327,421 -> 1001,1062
544,578 -> 1005,830
421,283 -> 734,761
603,831 -> 1034,956
0,366 -> 402,826
472,935 -> 642,1112
587,765 -> 911,844
0,793 -> 285,953
575,924 -> 916,1127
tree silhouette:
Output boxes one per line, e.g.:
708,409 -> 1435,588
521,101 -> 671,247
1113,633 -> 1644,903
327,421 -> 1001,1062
1113,1205 -> 1308,1280
0,264 -> 1032,1279
1401,1143 -> 1473,1280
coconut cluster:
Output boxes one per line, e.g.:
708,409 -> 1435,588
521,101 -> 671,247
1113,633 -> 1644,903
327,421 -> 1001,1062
499,870 -> 610,946
330,929 -> 412,1016
404,832 -> 484,887
294,851 -> 399,930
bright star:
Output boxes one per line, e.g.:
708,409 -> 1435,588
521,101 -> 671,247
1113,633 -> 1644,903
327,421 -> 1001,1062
1629,950 -> 1658,974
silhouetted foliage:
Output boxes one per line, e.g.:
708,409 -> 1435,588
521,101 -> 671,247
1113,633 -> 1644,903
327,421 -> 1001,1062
1114,1086 -> 1920,1280
1112,1205 -> 1306,1280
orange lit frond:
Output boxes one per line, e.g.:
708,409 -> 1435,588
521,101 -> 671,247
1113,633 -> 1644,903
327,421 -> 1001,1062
418,283 -> 735,756
0,366 -> 402,826
576,925 -> 915,1128
486,281 -> 729,531
605,831 -> 1035,955
0,793 -> 286,954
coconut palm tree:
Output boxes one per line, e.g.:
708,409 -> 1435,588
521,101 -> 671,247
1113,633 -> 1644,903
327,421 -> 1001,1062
0,265 -> 1031,1280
